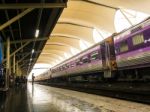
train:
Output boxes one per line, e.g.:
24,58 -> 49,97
35,17 -> 150,83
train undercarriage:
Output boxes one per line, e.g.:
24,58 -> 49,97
48,66 -> 150,83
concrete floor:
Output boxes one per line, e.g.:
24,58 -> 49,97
0,83 -> 150,112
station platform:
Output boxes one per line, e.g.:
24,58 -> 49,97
0,83 -> 150,112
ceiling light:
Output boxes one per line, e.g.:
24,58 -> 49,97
35,29 -> 39,38
32,49 -> 35,53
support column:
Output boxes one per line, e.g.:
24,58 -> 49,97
13,54 -> 15,74
9,59 -> 11,74
12,54 -> 16,86
16,61 -> 18,76
5,37 -> 10,90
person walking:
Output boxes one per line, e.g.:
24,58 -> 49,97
32,73 -> 35,85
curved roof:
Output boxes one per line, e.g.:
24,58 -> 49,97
35,0 -> 150,74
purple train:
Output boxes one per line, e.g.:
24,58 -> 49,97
36,18 -> 150,82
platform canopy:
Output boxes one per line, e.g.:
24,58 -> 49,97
32,0 -> 150,76
0,0 -> 68,76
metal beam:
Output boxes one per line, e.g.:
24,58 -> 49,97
10,42 -> 31,59
3,37 -> 48,45
18,53 -> 31,63
3,41 -> 31,63
0,8 -> 34,31
16,51 -> 42,56
21,58 -> 37,63
20,59 -> 36,68
2,0 -> 17,49
0,3 -> 66,9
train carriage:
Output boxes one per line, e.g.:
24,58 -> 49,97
50,35 -> 117,80
114,18 -> 150,69
113,18 -> 150,80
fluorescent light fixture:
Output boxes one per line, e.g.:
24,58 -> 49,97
32,49 -> 35,53
35,29 -> 39,38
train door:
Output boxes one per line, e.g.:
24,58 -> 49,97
101,43 -> 106,69
104,41 -> 112,78
101,37 -> 116,78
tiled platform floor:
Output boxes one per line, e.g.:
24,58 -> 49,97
0,83 -> 150,112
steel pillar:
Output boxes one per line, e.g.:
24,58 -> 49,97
9,58 -> 11,74
13,54 -> 15,74
16,61 -> 18,76
16,62 -> 22,76
5,37 -> 10,90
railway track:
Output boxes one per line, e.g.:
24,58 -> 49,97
36,81 -> 150,104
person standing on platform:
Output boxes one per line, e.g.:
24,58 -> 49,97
32,73 -> 35,85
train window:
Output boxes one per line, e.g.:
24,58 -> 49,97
90,51 -> 99,60
71,63 -> 75,67
82,56 -> 89,63
64,65 -> 67,69
57,68 -> 59,71
65,64 -> 68,69
132,34 -> 144,45
62,66 -> 65,70
59,67 -> 61,71
61,66 -> 63,70
67,64 -> 69,68
120,41 -> 128,52
52,69 -> 54,73
64,64 -> 67,69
